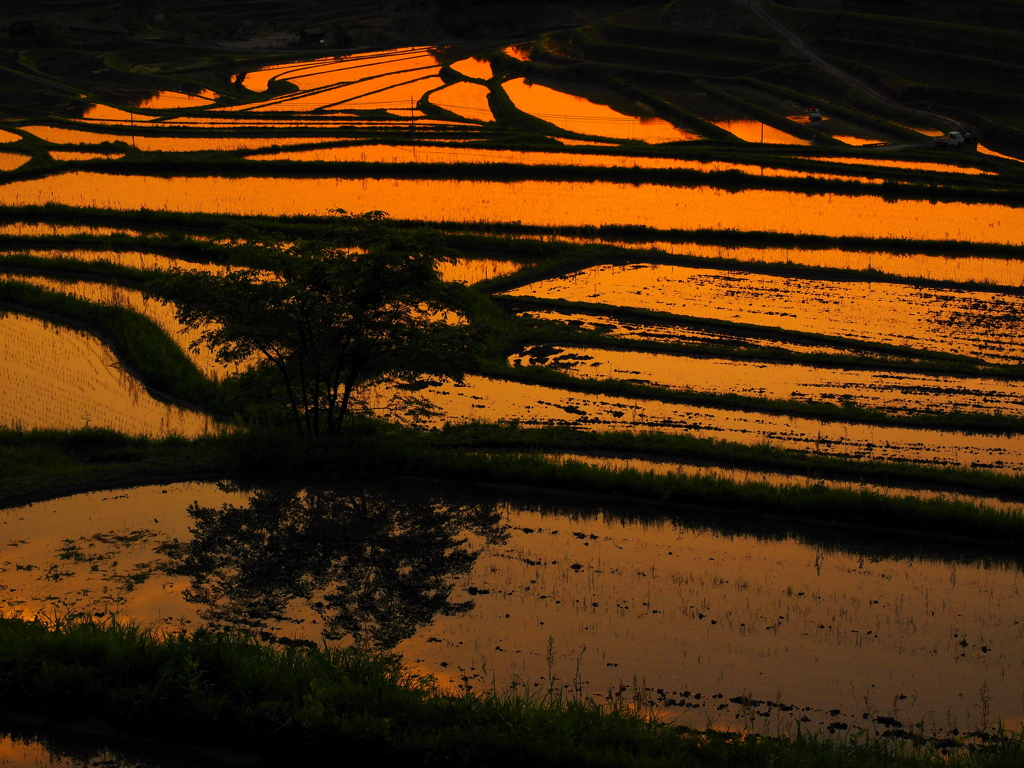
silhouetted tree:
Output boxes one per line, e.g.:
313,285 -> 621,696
154,211 -> 470,436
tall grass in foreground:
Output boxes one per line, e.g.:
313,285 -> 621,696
0,615 -> 1020,767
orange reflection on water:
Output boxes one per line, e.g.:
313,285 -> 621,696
10,275 -> 233,380
440,257 -> 524,284
332,76 -> 445,110
245,71 -> 442,112
450,57 -> 493,80
562,238 -> 1024,287
395,375 -> 1024,470
246,143 -> 868,180
136,89 -> 217,109
502,44 -> 532,61
0,223 -> 142,237
80,104 -> 155,123
6,174 -> 1023,246
5,247 -> 222,274
428,82 -> 495,121
511,345 -> 1024,417
834,135 -> 884,146
504,78 -> 698,143
978,144 -> 1024,163
713,120 -> 810,145
517,308 -> 848,356
0,313 -> 215,435
4,481 -> 1021,735
49,150 -> 123,161
0,153 -> 30,171
0,129 -> 19,143
807,156 -> 994,175
26,125 -> 360,152
507,263 -> 1024,363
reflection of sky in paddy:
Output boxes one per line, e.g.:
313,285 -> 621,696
509,345 -> 1024,417
449,57 -> 493,80
428,82 -> 494,121
4,482 -> 1021,736
385,374 -> 1024,470
504,78 -> 698,143
545,236 -> 1024,288
506,263 -> 1024,364
134,89 -> 217,109
806,156 -> 994,175
0,313 -> 215,436
5,275 -> 232,380
4,175 -> 1022,246
24,125 -> 345,152
714,120 -> 809,145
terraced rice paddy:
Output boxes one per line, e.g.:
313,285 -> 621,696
394,375 -> 1023,469
505,264 -> 1024,364
713,120 -> 809,145
4,38 -> 1024,741
553,239 -> 1024,287
1,482 -> 1021,736
0,314 -> 214,436
503,78 -> 699,143
2,176 -> 1021,245
509,345 -> 1024,417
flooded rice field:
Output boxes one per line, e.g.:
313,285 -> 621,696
557,239 -> 1024,288
502,78 -> 700,143
713,121 -> 810,145
4,275 -> 231,380
0,223 -> 144,237
505,264 -> 1024,364
0,153 -> 30,172
23,125 -> 344,152
244,142 -> 874,181
1,175 -> 1021,245
0,314 -> 214,436
395,375 -> 1024,470
0,247 -> 223,274
429,81 -> 495,121
514,308 -> 861,356
1,481 -> 1020,735
806,156 -> 995,176
509,345 -> 1024,418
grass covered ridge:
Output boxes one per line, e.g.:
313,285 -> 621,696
0,615 -> 1021,767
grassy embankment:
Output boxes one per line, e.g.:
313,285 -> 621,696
4,421 -> 1024,558
1,614 -> 1021,767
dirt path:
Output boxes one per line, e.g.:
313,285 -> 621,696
734,0 -> 959,129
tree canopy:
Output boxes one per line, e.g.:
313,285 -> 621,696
154,211 -> 470,436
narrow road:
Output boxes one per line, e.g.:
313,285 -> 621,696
737,0 -> 959,129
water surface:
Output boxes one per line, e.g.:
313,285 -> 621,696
505,263 -> 1024,364
3,175 -> 1021,245
0,313 -> 214,436
2,482 -> 1020,735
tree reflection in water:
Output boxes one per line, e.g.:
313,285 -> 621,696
163,484 -> 508,649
